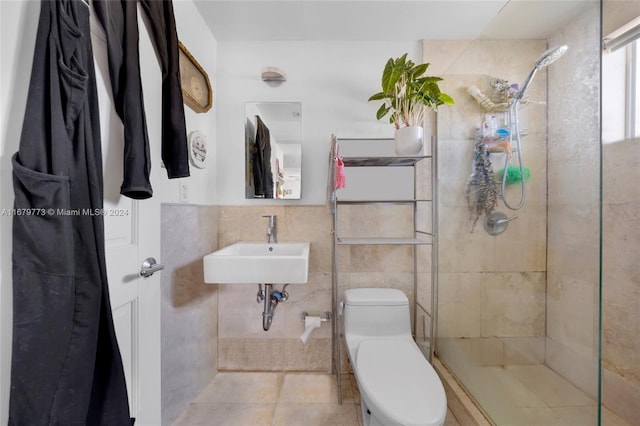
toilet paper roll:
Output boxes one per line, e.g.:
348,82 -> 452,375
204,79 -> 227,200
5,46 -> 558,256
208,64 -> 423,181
300,316 -> 322,344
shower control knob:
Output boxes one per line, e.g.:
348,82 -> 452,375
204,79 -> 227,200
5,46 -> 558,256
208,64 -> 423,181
484,211 -> 517,236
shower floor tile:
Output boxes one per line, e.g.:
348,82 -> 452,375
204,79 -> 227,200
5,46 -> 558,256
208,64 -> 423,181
506,365 -> 596,407
436,351 -> 632,426
552,405 -> 630,426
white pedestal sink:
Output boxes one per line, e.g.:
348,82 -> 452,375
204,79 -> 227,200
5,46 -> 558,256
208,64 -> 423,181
203,242 -> 310,284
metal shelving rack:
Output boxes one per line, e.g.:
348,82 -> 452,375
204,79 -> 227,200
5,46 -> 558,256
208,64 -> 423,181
330,138 -> 438,404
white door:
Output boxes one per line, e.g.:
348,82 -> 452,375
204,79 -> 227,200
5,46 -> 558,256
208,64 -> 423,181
91,15 -> 162,426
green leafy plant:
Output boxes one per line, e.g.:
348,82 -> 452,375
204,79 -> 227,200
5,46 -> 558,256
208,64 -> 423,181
368,53 -> 454,129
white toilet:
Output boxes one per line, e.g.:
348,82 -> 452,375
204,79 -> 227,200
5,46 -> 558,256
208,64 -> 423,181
343,288 -> 447,426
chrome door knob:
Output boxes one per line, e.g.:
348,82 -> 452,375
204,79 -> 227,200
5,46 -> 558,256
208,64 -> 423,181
139,257 -> 165,278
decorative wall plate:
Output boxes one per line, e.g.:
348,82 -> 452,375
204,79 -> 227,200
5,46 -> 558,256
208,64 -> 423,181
178,41 -> 212,113
189,131 -> 207,168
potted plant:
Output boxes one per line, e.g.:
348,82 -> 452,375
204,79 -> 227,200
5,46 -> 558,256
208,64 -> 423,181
369,53 -> 454,155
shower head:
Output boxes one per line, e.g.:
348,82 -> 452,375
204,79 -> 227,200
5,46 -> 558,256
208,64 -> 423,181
515,45 -> 568,100
535,45 -> 568,69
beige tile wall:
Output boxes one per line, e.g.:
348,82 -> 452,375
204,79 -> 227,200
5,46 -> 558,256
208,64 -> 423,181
217,206 -> 334,371
423,40 -> 548,362
161,204 -> 220,426
216,203 -> 420,372
601,139 -> 640,422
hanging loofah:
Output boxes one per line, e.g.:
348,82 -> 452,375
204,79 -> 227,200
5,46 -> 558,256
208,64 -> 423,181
497,165 -> 530,185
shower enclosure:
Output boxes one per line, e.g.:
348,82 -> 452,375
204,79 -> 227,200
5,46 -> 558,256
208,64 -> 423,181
420,1 -> 627,424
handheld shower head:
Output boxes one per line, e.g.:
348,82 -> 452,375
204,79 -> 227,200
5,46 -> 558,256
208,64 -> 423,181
503,45 -> 568,211
515,44 -> 568,100
535,45 -> 568,69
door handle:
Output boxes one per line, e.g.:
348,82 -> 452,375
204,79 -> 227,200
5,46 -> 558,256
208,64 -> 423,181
140,257 -> 165,278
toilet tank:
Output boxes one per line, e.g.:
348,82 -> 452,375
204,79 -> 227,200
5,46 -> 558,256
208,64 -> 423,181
343,288 -> 412,339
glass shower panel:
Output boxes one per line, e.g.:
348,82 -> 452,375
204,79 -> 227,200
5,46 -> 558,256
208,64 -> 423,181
432,2 -> 604,424
600,1 -> 640,424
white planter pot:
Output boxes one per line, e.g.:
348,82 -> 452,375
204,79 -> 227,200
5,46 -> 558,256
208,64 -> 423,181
394,126 -> 424,156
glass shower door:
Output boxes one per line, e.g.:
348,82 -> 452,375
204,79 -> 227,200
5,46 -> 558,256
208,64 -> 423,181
431,2 -> 605,424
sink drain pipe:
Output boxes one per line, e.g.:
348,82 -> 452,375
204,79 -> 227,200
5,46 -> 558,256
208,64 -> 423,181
257,284 -> 289,331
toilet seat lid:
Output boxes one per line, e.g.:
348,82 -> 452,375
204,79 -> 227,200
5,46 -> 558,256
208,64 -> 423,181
356,339 -> 446,426
344,288 -> 408,306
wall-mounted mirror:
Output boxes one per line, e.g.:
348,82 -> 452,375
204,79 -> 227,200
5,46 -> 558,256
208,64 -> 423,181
245,102 -> 302,199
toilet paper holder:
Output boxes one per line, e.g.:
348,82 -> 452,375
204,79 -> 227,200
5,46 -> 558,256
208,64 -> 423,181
301,311 -> 332,323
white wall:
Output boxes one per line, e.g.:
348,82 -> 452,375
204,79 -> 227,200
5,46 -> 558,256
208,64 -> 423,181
0,1 -> 217,422
163,0 -> 217,206
0,1 -> 40,422
215,41 -> 422,205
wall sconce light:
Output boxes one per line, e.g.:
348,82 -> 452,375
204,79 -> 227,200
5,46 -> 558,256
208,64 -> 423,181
261,67 -> 287,84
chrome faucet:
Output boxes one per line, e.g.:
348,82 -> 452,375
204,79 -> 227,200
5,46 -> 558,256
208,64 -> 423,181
262,215 -> 277,243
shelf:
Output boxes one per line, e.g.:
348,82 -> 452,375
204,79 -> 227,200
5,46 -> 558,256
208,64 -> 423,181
331,135 -> 438,405
342,156 -> 430,167
416,302 -> 433,319
336,199 -> 432,205
336,237 -> 432,245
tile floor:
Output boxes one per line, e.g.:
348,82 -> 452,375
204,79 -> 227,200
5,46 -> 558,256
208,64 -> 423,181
440,362 -> 631,426
172,365 -> 631,425
173,371 -> 463,426
491,365 -> 630,426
